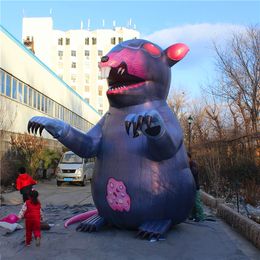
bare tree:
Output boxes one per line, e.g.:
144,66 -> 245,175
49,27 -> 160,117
204,95 -> 224,139
213,26 -> 260,133
167,88 -> 188,121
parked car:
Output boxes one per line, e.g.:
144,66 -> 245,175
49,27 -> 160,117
56,151 -> 95,186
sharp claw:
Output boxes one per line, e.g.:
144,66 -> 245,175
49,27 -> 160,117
84,225 -> 89,232
149,233 -> 155,240
27,122 -> 32,133
89,225 -> 95,232
125,121 -> 131,135
35,124 -> 41,135
146,116 -> 152,128
133,122 -> 138,137
39,125 -> 44,136
137,115 -> 143,129
76,224 -> 82,231
133,132 -> 140,138
31,122 -> 37,134
142,232 -> 148,239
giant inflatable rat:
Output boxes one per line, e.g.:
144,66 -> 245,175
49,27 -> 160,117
28,39 -> 196,240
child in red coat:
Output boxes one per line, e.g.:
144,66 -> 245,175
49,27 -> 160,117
18,190 -> 43,246
16,167 -> 37,202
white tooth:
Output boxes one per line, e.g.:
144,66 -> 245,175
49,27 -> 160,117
105,67 -> 111,78
100,68 -> 105,79
100,66 -> 111,79
118,67 -> 122,74
121,68 -> 125,75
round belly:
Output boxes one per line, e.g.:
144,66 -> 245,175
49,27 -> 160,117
91,156 -> 195,229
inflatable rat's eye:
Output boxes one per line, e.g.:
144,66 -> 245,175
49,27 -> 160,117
143,43 -> 161,57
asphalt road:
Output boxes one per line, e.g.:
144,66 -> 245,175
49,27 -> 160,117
0,179 -> 259,260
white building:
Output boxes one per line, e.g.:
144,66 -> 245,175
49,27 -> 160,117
22,17 -> 140,115
0,25 -> 101,157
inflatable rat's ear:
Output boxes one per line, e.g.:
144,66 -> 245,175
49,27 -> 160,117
164,43 -> 189,67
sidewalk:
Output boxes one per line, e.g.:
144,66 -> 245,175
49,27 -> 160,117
0,179 -> 259,260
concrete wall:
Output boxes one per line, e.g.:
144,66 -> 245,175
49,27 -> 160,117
200,190 -> 260,249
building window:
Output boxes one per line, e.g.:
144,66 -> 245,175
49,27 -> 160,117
92,37 -> 97,45
98,96 -> 103,107
44,97 -> 48,113
71,74 -> 76,83
84,85 -> 90,92
111,37 -> 116,45
58,38 -> 63,45
85,75 -> 89,83
66,38 -> 70,45
85,38 -> 89,45
98,85 -> 102,96
0,70 -> 5,94
47,99 -> 54,116
85,50 -> 90,56
118,37 -> 123,43
98,50 -> 103,56
98,109 -> 103,115
58,62 -> 63,69
71,62 -> 76,68
18,82 -> 23,102
6,74 -> 11,97
37,93 -> 41,110
58,51 -> 63,59
55,103 -> 59,118
29,87 -> 33,106
71,50 -> 76,56
98,71 -> 102,80
24,84 -> 28,104
33,90 -> 37,108
85,98 -> 90,103
41,95 -> 45,112
12,78 -> 17,99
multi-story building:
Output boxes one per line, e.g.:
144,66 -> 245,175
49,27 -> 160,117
22,17 -> 140,115
0,25 -> 101,158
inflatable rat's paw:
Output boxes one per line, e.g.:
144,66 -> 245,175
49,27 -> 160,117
28,116 -> 68,138
76,214 -> 106,232
137,219 -> 172,241
125,110 -> 165,138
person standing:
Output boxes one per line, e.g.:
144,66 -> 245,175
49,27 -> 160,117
188,152 -> 205,221
16,167 -> 37,202
18,190 -> 43,246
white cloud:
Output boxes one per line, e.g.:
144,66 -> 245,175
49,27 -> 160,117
143,23 -> 245,49
142,23 -> 246,96
143,23 -> 246,70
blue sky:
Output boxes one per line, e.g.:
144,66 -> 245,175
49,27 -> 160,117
1,0 -> 260,98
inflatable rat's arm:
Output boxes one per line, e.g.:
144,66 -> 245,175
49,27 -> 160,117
125,110 -> 181,161
28,115 -> 105,158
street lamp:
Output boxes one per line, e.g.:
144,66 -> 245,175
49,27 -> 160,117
188,115 -> 193,152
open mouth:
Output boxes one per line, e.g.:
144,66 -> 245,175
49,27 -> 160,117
100,62 -> 145,94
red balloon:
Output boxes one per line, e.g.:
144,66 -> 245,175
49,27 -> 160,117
0,213 -> 19,224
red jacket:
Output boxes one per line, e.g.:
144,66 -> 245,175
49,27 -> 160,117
24,199 -> 41,220
16,173 -> 37,190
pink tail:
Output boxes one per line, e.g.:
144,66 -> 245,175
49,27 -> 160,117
64,209 -> 98,228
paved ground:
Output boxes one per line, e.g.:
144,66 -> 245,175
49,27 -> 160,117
0,179 -> 259,260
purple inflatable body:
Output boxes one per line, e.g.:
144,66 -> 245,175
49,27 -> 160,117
28,39 -> 195,240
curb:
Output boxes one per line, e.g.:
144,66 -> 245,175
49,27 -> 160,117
200,190 -> 260,249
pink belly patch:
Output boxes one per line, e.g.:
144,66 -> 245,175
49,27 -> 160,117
106,178 -> 131,212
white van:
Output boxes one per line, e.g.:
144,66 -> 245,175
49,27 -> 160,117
56,151 -> 95,186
